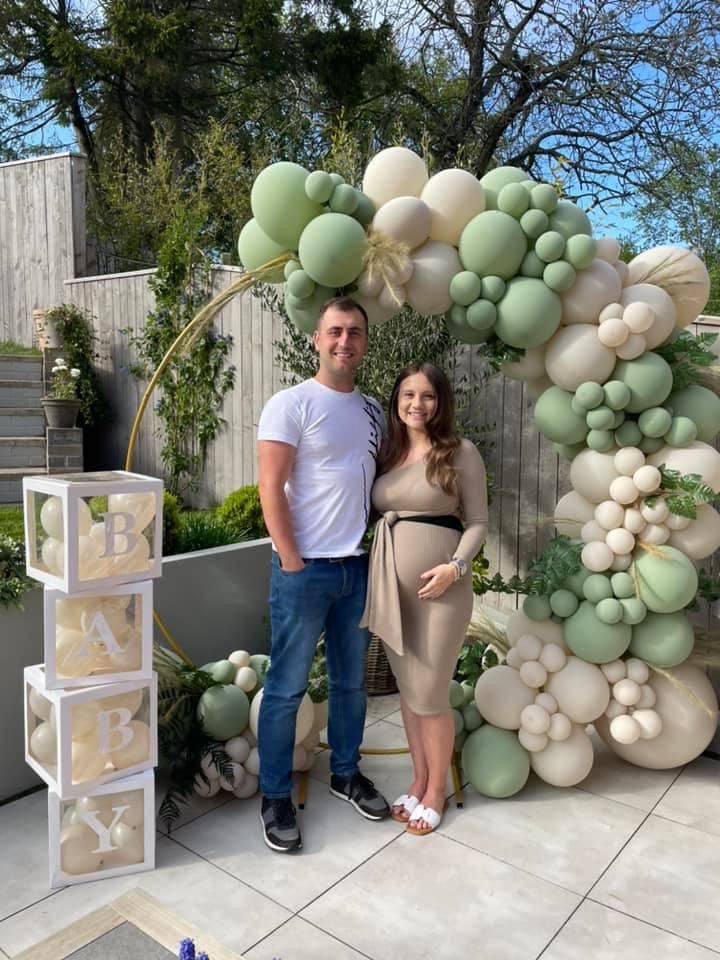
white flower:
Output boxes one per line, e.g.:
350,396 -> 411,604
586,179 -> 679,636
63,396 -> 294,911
55,357 -> 66,366
70,368 -> 81,378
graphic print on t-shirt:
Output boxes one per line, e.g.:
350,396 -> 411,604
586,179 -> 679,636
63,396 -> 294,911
361,394 -> 384,524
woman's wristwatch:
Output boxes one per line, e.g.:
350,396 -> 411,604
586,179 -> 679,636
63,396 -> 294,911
450,556 -> 468,580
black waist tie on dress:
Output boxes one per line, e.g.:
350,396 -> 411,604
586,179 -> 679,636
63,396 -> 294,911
396,514 -> 464,533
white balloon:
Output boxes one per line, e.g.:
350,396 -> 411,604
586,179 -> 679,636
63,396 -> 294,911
570,448 -> 621,504
405,240 -> 462,316
623,301 -> 654,333
420,168 -> 485,245
595,238 -> 621,263
595,500 -> 625,530
633,465 -> 661,494
581,541 -> 613,572
249,688 -> 314,744
544,324 -> 616,392
614,447 -> 645,477
667,504 -> 720,559
372,196 -> 431,251
530,725 -> 594,786
600,660 -> 627,683
621,285 -> 676,349
234,666 -> 258,692
641,523 -> 669,546
648,442 -> 720,494
615,332 -> 646,360
623,507 -> 646,534
194,773 -> 221,798
30,721 -> 57,764
219,762 -> 246,792
633,708 -> 663,740
224,735 -> 251,764
107,492 -> 156,533
545,657 -> 611,723
547,712 -> 572,741
610,714 -> 641,744
518,729 -> 548,753
362,147 -> 428,207
244,747 -> 260,776
613,679 -> 642,706
228,650 -> 250,667
627,246 -> 710,328
515,634 -> 543,661
561,259 -> 622,325
609,476 -> 639,505
581,520 -> 608,543
519,661 -> 547,688
233,773 -> 259,799
40,497 -> 65,540
597,317 -> 629,347
535,692 -> 558,714
553,490 -> 596,538
636,685 -> 657,709
605,700 -> 627,720
520,704 -> 550,735
606,528 -> 635,555
640,499 -> 669,524
625,658 -> 650,685
474,665 -> 535,729
61,824 -> 103,875
29,686 -> 52,721
538,644 -> 566,673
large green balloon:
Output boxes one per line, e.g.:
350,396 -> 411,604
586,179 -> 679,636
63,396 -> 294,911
461,725 -> 530,798
459,211 -> 528,280
251,162 -> 323,250
495,278 -> 562,348
563,600 -> 632,663
197,685 -> 250,740
548,200 -> 592,239
479,166 -> 528,209
629,611 -> 695,667
613,353 -> 674,414
298,213 -> 368,288
631,545 -> 699,613
668,385 -> 720,443
237,219 -> 289,282
534,385 -> 588,444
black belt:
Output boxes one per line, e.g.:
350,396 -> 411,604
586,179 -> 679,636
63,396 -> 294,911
397,514 -> 463,533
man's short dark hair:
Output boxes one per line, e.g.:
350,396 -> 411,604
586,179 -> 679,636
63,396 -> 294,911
318,296 -> 369,334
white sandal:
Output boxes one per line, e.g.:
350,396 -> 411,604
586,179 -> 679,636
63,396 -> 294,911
405,801 -> 447,836
390,793 -> 420,823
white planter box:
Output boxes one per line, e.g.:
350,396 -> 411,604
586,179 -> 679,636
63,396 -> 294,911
23,471 -> 163,593
48,769 -> 155,888
24,665 -> 157,797
43,581 -> 153,689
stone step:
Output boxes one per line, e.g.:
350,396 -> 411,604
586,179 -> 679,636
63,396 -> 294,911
0,437 -> 46,468
0,466 -> 47,504
0,355 -> 42,381
0,380 -> 44,408
0,409 -> 45,437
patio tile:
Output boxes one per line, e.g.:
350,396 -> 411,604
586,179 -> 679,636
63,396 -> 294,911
156,779 -> 235,834
382,709 -> 404,727
653,757 -> 720,838
301,831 -> 580,960
366,693 -> 401,721
577,732 -> 682,812
245,916 -> 368,960
543,899 -> 718,960
440,775 -> 645,894
0,788 -> 51,922
591,814 -> 720,952
0,835 -> 289,957
172,780 -> 404,913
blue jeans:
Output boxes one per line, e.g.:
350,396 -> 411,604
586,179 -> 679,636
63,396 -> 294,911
258,552 -> 370,799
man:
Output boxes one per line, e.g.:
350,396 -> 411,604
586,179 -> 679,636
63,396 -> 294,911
256,295 -> 390,852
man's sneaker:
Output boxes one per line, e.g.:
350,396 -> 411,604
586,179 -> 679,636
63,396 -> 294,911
330,772 -> 390,820
260,797 -> 302,852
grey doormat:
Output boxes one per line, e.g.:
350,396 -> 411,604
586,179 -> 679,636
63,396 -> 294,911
14,889 -> 245,960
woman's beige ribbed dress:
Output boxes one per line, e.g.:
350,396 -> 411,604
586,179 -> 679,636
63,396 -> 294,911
362,439 -> 488,715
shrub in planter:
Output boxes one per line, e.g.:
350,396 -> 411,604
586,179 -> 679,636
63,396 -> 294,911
216,485 -> 267,540
174,511 -> 239,554
0,534 -> 34,609
162,491 -> 182,555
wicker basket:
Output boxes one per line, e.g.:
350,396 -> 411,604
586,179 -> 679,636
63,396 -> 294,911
365,634 -> 398,696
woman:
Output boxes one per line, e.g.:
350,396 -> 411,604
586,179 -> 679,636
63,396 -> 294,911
362,362 -> 488,835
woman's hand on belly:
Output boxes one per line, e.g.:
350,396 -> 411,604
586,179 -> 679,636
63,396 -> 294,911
417,563 -> 457,600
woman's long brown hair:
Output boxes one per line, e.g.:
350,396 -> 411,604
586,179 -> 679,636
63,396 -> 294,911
378,362 -> 461,494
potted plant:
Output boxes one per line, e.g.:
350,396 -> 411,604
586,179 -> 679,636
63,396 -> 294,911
42,356 -> 81,428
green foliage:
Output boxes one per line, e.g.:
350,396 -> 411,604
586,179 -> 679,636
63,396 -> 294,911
0,341 -> 41,356
46,305 -> 109,428
216,485 -> 268,541
307,638 -> 329,704
0,506 -> 25,543
473,536 -> 584,598
454,640 -> 499,686
0,534 -> 34,609
162,491 -> 182,556
697,569 -> 720,605
475,337 -> 525,372
644,466 -> 719,519
173,511 -> 242,555
655,331 -> 718,391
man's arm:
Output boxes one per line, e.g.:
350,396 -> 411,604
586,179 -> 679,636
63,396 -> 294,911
257,439 -> 304,572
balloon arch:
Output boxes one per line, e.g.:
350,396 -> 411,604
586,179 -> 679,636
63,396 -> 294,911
239,147 -> 719,798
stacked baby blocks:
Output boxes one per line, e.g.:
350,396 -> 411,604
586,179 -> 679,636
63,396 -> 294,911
22,470 -> 162,888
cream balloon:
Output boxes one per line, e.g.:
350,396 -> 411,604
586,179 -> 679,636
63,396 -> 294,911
561,259 -> 622,325
228,650 -> 251,668
501,345 -> 546,382
667,504 -> 720,559
63,701 -> 101,739
405,240 -> 462,316
312,698 -> 329,734
194,773 -> 221,798
595,663 -> 718,768
28,686 -> 52,721
474,665 -> 535,729
225,735 -> 251,764
544,657 -> 611,723
106,788 -> 145,827
234,666 -> 258,692
627,246 -> 710,328
107,492 -> 156,533
244,747 -> 260,776
40,496 -> 65,540
110,534 -> 151,576
553,490 -> 596,538
248,688 -> 314,745
352,291 -> 398,327
234,773 -> 259,799
371,196 -> 431,251
30,721 -> 57,764
620,284 -> 675,349
530,725 -> 594,787
110,720 -> 151,768
55,627 -> 97,678
595,238 -> 621,263
41,537 -> 64,575
362,147 -> 429,206
107,627 -> 143,672
60,823 -> 103,874
56,596 -> 92,630
72,737 -> 109,783
505,610 -> 566,650
108,821 -> 144,865
647,442 -> 720,494
544,324 -> 617,392
420,168 -> 485,245
570,448 -> 621,504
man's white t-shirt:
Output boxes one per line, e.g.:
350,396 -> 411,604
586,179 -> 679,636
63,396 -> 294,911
257,378 -> 384,558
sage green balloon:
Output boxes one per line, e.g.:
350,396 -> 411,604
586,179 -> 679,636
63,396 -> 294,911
498,182 -> 531,217
305,170 -> 334,204
534,231 -> 565,263
462,702 -> 484,732
461,725 -> 530,798
480,166 -> 529,209
620,596 -> 648,625
467,299 -> 497,331
612,410 -> 626,429
449,679 -> 466,709
615,421 -> 643,447
353,192 -> 376,226
521,179 -> 537,193
248,653 -> 270,686
667,384 -> 720,443
611,572 -> 635,599
550,588 -> 579,618
197,685 -> 250,740
563,600 -> 632,663
530,183 -> 559,214
199,659 -> 237,684
461,681 -> 476,704
555,442 -> 586,460
459,211 -> 528,280
548,199 -> 592,239
534,385 -> 588,444
329,183 -> 360,215
582,574 -> 613,603
524,594 -> 553,621
445,312 -> 492,344
586,406 -> 615,430
639,435 -> 664,454
521,250 -> 546,278
298,213 -> 367,287
543,261 -> 576,292
564,566 -> 590,598
287,269 -> 316,300
664,416 -> 697,447
450,271 -> 483,306
603,380 -> 631,411
587,429 -> 614,451
613,353 -> 674,414
495,278 -> 562,348
237,219 -> 289,281
565,234 -> 596,270
251,161 -> 323,249
629,611 -> 695,667
452,708 -> 465,736
455,730 -> 468,754
632,545 -> 699,613
285,284 -> 335,334
638,406 -> 672,438
575,381 -> 605,410
595,597 -> 623,624
520,209 -> 549,239
481,276 -> 506,302
329,173 -> 344,188
284,259 -> 301,279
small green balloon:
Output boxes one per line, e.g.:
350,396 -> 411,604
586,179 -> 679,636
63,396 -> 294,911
248,653 -> 271,686
329,173 -> 345,188
620,596 -> 648,625
535,386 -> 588,444
460,210 -> 528,280
595,597 -> 623,625
615,421 -> 643,447
638,406 -> 672,438
353,192 -> 376,226
466,299 -> 497,331
461,725 -> 530,798
480,166 -> 529,209
571,396 -> 589,416
445,312 -> 492,344
520,250 -> 546,278
481,275 -> 506,303
632,546 -> 699,614
583,574 -> 614,603
664,416 -> 697,447
298,212 -> 367,288
287,269 -> 316,300
543,260 -> 576,292
530,183 -> 559,214
612,410 -> 626,429
520,180 -> 537,193
564,567 -> 590,598
284,259 -> 301,279
550,588 -> 579,618
603,380 -> 631,411
548,199 -> 593,239
613,353 -> 674,414
629,611 -> 695,667
450,271 -> 483,307
639,435 -> 664,454
497,182 -> 531,217
237,219 -> 289,282
462,702 -> 484,732
611,572 -> 635,599
285,284 -> 334,334
524,594 -> 553,621
305,170 -> 334,204
495,278 -> 562,348
455,730 -> 468,754
251,161 -> 323,250
575,381 -> 605,410
329,183 -> 360,215
449,679 -> 466,709
197,685 -> 250,740
452,708 -> 465,736
667,384 -> 720,443
520,209 -> 550,240
586,406 -> 615,430
534,231 -> 566,263
563,600 -> 632,663
564,234 -> 596,270
587,429 -> 614,451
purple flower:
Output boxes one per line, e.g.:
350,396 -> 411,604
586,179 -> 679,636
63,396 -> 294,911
178,938 -> 196,960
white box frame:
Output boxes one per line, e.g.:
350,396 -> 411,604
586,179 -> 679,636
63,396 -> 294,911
48,769 -> 155,888
24,665 -> 158,798
43,581 -> 154,690
23,471 -> 163,594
